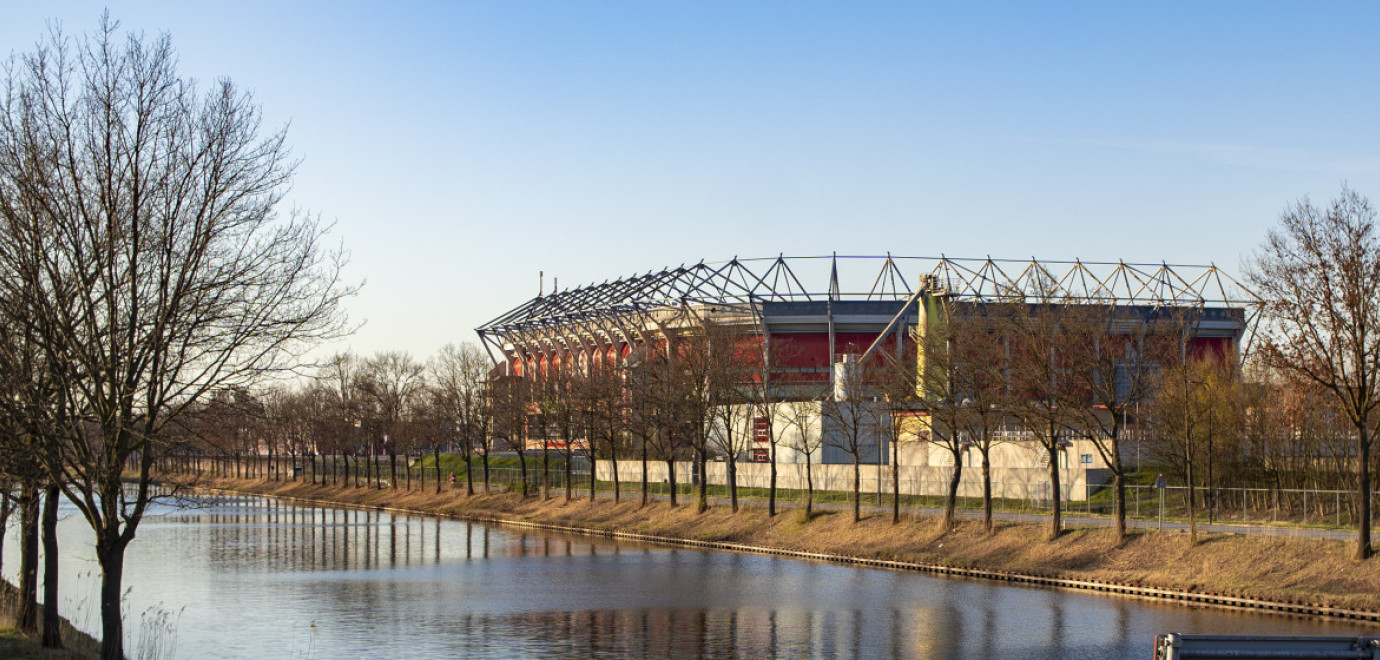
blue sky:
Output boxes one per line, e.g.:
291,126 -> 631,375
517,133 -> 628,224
5,2 -> 1380,360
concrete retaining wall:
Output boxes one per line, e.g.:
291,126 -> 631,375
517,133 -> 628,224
596,459 -> 1106,501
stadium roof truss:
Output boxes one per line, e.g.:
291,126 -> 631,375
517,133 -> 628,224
476,255 -> 1259,363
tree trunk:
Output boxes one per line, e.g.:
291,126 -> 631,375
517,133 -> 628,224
16,484 -> 39,635
482,452 -> 491,495
728,457 -> 738,513
805,445 -> 815,518
463,444 -> 473,496
610,437 -> 621,504
1356,421 -> 1373,560
1048,444 -> 1063,540
696,444 -> 708,514
852,456 -> 861,523
769,433 -> 778,517
1114,472 -> 1127,541
518,453 -> 530,497
943,451 -> 963,530
891,434 -> 900,525
641,437 -> 649,507
588,453 -> 596,501
982,450 -> 994,533
541,443 -> 550,500
41,483 -> 63,649
1186,439 -> 1197,545
97,536 -> 129,660
666,458 -> 678,507
434,445 -> 443,495
0,491 -> 12,576
564,450 -> 573,502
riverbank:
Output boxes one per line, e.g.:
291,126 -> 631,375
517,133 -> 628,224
196,476 -> 1380,621
0,582 -> 98,659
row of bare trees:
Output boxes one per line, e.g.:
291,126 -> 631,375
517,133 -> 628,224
174,345 -> 495,494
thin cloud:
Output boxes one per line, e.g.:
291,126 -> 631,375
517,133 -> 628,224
1018,137 -> 1380,175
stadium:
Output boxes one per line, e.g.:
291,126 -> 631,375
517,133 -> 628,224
476,255 -> 1254,500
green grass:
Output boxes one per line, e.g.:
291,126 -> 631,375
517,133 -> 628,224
409,454 -> 576,475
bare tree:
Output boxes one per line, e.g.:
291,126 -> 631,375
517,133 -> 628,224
1001,302 -> 1080,540
430,343 -> 490,495
491,374 -> 532,496
870,341 -> 917,526
820,355 -> 885,523
0,17 -> 354,657
317,354 -> 365,487
1247,186 -> 1380,560
356,351 -> 427,489
322,354 -> 369,485
262,387 -> 305,482
0,310 -> 67,646
624,356 -> 660,506
913,300 -> 970,530
641,348 -> 694,507
662,327 -> 717,513
706,331 -> 758,513
548,370 -> 582,502
0,485 -> 13,579
752,336 -> 806,517
587,362 -> 627,503
1147,357 -> 1217,542
948,307 -> 1012,534
1063,304 -> 1183,541
779,390 -> 828,518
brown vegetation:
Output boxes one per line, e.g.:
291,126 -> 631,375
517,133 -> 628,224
0,582 -> 97,659
198,476 -> 1380,614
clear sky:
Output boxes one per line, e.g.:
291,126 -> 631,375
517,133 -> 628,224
5,2 -> 1380,362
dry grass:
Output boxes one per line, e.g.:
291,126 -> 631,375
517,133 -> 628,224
196,476 -> 1380,613
0,583 -> 98,659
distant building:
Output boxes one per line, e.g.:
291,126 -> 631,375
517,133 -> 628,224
479,255 -> 1252,499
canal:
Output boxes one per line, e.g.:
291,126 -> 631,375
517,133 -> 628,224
2,493 -> 1372,658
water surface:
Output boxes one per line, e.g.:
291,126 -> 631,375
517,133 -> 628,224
3,494 -> 1373,658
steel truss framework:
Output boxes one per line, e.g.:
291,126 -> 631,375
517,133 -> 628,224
476,254 -> 1258,365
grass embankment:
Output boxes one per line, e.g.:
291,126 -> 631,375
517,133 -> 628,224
196,475 -> 1380,616
0,582 -> 98,659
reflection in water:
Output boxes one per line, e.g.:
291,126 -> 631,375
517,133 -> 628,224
3,494 -> 1375,659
